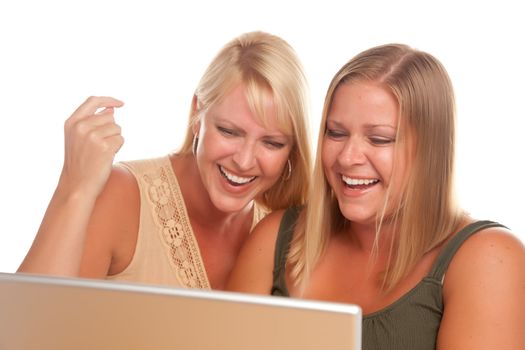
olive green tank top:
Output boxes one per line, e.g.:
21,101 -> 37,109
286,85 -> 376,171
271,207 -> 504,349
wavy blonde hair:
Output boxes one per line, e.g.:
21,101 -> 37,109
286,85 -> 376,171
289,44 -> 463,291
178,31 -> 311,210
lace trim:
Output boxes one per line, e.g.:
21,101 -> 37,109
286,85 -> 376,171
143,164 -> 210,289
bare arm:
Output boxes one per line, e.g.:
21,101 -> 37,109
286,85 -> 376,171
226,210 -> 286,294
17,96 -> 125,276
437,227 -> 525,349
79,165 -> 140,277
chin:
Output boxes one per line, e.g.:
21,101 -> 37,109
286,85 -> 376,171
211,196 -> 252,214
338,204 -> 376,224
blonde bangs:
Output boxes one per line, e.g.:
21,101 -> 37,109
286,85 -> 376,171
244,78 -> 293,137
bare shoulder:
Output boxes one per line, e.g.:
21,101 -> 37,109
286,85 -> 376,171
240,208 -> 289,266
444,225 -> 525,297
446,225 -> 525,281
90,164 -> 140,223
79,164 -> 140,277
104,163 -> 139,195
438,224 -> 525,349
226,209 -> 288,294
250,209 -> 289,243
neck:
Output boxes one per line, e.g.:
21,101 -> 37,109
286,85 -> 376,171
345,219 -> 397,256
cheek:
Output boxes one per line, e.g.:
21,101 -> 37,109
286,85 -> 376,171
321,142 -> 338,173
258,149 -> 290,177
373,148 -> 396,182
321,154 -> 331,179
199,132 -> 232,158
321,147 -> 338,191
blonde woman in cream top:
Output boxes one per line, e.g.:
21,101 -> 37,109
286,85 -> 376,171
17,31 -> 311,290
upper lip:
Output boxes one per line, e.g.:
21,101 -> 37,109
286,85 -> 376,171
341,173 -> 378,180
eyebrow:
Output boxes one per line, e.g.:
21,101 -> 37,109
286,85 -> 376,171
215,118 -> 292,140
326,119 -> 396,130
263,134 -> 291,142
364,124 -> 396,131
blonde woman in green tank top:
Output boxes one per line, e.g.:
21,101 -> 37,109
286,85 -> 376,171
228,44 -> 525,349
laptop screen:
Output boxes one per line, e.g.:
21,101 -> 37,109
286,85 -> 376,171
0,272 -> 361,350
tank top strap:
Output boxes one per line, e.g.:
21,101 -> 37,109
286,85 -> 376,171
428,220 -> 506,280
271,206 -> 300,296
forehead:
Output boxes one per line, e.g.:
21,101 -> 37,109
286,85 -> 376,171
328,82 -> 399,127
210,84 -> 292,135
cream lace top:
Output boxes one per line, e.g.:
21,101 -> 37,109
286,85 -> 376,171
106,155 -> 267,289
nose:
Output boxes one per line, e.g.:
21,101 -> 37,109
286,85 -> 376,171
232,140 -> 257,171
337,137 -> 366,166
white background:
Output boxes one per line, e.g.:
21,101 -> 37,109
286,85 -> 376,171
1,0 -> 523,273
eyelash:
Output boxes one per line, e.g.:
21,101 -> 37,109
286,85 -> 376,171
217,126 -> 237,137
218,126 -> 286,149
369,137 -> 395,145
327,128 -> 395,145
326,128 -> 347,139
264,140 -> 285,149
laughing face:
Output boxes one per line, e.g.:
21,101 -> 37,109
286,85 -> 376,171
193,84 -> 292,213
322,81 -> 408,225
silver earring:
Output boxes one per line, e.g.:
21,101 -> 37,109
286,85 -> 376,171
283,159 -> 292,181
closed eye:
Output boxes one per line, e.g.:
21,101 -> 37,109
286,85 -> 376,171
263,140 -> 286,149
326,128 -> 347,140
369,136 -> 395,145
217,126 -> 238,137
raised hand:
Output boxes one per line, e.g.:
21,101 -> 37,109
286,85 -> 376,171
58,96 -> 125,198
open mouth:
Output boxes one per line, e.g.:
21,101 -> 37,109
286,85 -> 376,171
341,175 -> 379,190
219,165 -> 257,187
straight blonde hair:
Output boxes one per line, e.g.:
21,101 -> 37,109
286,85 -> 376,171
289,44 -> 463,291
178,31 -> 311,210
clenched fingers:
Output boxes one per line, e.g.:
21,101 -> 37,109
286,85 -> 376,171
68,96 -> 124,124
84,123 -> 124,155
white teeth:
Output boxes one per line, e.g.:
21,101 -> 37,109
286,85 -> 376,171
341,175 -> 379,186
220,166 -> 256,185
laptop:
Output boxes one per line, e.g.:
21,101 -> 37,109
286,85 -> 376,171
0,272 -> 361,350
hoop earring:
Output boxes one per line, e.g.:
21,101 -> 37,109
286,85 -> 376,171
192,136 -> 199,156
283,159 -> 292,181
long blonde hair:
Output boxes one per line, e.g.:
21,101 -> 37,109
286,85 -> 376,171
178,31 -> 311,210
289,44 -> 462,291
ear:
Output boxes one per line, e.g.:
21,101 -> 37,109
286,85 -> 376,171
193,120 -> 201,136
191,95 -> 201,136
191,94 -> 199,116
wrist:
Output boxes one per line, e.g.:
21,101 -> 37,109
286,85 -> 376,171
53,179 -> 100,208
